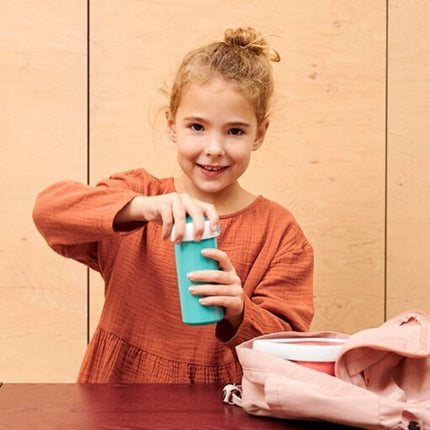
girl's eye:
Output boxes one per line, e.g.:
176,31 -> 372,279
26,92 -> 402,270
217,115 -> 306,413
190,123 -> 204,132
229,128 -> 244,136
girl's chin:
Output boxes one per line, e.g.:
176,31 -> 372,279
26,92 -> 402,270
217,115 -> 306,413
190,177 -> 230,195
195,184 -> 226,195
177,171 -> 236,197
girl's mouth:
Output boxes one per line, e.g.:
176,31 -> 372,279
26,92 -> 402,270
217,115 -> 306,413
196,163 -> 228,175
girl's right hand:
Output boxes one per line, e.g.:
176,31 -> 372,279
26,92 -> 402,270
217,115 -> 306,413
114,193 -> 219,243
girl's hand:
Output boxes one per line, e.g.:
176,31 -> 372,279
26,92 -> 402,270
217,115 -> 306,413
114,193 -> 219,242
187,248 -> 244,330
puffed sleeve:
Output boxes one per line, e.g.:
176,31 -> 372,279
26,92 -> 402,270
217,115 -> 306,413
32,169 -> 148,271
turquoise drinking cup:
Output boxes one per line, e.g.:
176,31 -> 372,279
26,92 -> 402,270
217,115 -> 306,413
172,219 -> 224,325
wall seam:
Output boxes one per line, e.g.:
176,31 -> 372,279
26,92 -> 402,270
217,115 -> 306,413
86,0 -> 91,344
384,0 -> 389,322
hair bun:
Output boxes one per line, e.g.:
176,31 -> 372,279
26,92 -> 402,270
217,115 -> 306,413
224,27 -> 280,62
224,27 -> 260,48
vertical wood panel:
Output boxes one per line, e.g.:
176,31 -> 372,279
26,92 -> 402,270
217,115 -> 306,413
90,0 -> 386,336
387,0 -> 430,317
0,1 -> 87,381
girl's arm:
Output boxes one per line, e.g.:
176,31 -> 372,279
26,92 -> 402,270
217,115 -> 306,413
33,169 -> 219,270
33,181 -> 140,247
215,238 -> 314,347
32,177 -> 142,271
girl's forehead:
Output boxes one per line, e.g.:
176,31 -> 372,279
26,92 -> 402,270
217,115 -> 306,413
175,81 -> 258,125
179,81 -> 254,112
185,77 -> 239,94
180,79 -> 251,107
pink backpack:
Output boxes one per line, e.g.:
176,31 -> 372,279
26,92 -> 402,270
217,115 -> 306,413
223,310 -> 430,429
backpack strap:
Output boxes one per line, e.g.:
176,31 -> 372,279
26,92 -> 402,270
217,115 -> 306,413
222,384 -> 242,407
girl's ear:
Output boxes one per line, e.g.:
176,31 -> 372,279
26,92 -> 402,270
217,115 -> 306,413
252,119 -> 270,151
166,110 -> 177,142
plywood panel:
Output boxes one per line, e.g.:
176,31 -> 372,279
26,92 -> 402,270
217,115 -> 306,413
387,0 -> 430,317
90,0 -> 386,337
0,1 -> 87,381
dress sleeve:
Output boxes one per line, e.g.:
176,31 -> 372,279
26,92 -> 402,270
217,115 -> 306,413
216,224 -> 314,348
32,170 -> 145,271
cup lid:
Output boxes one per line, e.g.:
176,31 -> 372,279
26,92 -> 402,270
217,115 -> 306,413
171,219 -> 220,242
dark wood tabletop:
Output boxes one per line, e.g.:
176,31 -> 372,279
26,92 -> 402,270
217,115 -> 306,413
0,383 -> 357,429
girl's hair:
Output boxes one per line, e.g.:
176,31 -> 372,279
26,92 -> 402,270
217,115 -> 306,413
168,27 -> 280,125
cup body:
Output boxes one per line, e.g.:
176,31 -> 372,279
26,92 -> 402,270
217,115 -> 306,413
173,230 -> 224,325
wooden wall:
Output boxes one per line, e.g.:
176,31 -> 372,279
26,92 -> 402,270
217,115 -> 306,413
1,0 -> 428,382
387,0 -> 430,317
0,0 -> 88,382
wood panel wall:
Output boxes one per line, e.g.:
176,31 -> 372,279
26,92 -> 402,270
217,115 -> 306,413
0,0 -> 88,382
387,0 -> 430,317
1,0 -> 428,382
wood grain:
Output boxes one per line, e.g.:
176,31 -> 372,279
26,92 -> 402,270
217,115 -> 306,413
0,384 -> 355,429
0,0 -> 87,381
386,0 -> 430,317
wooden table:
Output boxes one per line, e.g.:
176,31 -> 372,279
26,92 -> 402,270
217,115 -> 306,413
0,383 -> 355,429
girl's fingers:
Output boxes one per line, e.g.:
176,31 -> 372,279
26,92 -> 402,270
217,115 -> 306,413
187,246 -> 244,324
160,206 -> 174,241
187,269 -> 230,285
155,192 -> 219,242
189,283 -> 242,297
180,194 -> 220,241
171,194 -> 188,242
179,194 -> 205,241
192,285 -> 244,321
201,248 -> 233,271
199,294 -> 242,308
202,203 -> 219,233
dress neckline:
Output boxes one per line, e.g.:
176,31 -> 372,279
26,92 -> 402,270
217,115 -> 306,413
165,176 -> 264,219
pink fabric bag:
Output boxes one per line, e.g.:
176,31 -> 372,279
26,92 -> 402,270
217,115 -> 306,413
226,310 -> 430,429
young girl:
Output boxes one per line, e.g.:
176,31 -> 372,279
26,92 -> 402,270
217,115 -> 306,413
33,27 -> 314,384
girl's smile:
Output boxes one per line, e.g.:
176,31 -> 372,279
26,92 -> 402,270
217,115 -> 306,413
196,163 -> 229,176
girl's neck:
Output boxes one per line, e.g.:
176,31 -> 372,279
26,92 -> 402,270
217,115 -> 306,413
173,174 -> 256,215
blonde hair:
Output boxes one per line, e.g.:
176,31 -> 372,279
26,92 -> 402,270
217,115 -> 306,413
168,27 -> 280,125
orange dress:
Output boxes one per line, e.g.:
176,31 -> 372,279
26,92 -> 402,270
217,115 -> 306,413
33,169 -> 314,384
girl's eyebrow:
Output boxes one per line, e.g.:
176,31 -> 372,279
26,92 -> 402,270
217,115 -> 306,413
182,116 -> 251,128
228,122 -> 251,128
183,116 -> 207,123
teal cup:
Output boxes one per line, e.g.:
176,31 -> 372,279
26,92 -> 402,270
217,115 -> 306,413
172,219 -> 224,325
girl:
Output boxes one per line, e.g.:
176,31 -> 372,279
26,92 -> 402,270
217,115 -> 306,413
33,27 -> 314,384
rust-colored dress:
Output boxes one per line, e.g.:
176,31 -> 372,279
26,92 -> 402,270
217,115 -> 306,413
33,169 -> 314,384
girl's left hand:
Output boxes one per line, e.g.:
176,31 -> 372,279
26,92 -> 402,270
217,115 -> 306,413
187,248 -> 244,330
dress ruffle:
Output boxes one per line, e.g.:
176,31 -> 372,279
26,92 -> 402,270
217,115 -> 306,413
78,327 -> 243,384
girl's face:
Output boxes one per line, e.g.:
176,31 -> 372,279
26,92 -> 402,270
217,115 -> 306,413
167,78 -> 269,202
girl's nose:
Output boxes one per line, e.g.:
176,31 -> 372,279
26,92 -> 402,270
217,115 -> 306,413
205,134 -> 225,157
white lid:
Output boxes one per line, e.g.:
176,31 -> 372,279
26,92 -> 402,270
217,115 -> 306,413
170,219 -> 220,242
252,337 -> 346,362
